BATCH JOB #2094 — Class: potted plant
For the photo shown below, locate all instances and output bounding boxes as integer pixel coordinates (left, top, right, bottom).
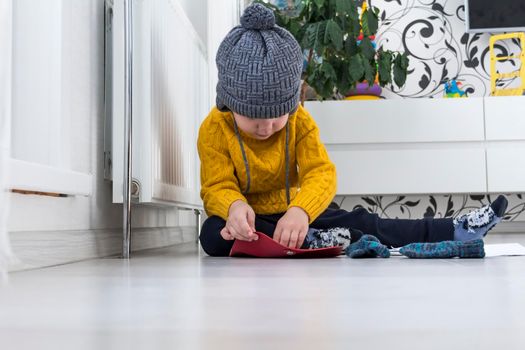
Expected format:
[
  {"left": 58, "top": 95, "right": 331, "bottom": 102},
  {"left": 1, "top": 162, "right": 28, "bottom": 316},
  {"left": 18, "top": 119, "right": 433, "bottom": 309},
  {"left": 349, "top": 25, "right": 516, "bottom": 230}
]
[{"left": 256, "top": 0, "right": 409, "bottom": 104}]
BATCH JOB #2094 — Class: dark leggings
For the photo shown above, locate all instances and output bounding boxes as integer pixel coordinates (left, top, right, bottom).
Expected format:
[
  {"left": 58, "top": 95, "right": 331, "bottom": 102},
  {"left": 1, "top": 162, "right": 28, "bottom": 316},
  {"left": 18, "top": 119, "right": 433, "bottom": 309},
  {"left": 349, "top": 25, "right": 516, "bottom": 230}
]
[{"left": 199, "top": 208, "right": 454, "bottom": 257}]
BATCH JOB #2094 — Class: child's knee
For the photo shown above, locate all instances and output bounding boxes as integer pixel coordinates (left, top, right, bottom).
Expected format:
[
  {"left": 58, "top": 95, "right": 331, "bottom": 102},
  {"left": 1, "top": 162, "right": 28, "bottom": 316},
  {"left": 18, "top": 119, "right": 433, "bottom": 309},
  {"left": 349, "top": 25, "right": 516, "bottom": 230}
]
[
  {"left": 199, "top": 216, "right": 232, "bottom": 256},
  {"left": 200, "top": 216, "right": 225, "bottom": 236}
]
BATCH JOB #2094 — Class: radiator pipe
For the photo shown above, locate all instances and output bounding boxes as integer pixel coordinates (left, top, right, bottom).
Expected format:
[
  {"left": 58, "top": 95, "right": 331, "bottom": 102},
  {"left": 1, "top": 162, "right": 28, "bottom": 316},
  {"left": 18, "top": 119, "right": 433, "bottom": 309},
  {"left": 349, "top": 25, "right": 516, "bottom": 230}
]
[
  {"left": 194, "top": 209, "right": 202, "bottom": 244},
  {"left": 122, "top": 0, "right": 133, "bottom": 259}
]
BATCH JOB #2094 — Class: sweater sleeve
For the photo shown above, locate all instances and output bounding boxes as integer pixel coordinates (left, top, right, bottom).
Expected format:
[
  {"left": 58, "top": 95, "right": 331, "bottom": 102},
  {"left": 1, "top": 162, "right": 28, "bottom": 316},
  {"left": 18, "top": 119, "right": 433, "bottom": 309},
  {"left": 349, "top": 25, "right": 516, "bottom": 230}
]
[
  {"left": 197, "top": 118, "right": 247, "bottom": 221},
  {"left": 288, "top": 114, "right": 337, "bottom": 223}
]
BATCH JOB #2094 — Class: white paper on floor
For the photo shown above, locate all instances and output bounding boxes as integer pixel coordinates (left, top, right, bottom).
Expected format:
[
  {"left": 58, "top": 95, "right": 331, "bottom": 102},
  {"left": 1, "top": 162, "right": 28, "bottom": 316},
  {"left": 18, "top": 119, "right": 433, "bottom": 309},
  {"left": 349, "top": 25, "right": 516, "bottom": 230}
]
[{"left": 484, "top": 243, "right": 525, "bottom": 257}]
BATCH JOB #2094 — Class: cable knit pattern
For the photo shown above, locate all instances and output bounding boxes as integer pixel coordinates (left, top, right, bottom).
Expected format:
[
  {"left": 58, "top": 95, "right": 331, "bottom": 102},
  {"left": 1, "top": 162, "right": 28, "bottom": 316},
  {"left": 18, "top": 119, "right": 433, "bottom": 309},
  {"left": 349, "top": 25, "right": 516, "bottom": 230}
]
[{"left": 197, "top": 104, "right": 336, "bottom": 223}]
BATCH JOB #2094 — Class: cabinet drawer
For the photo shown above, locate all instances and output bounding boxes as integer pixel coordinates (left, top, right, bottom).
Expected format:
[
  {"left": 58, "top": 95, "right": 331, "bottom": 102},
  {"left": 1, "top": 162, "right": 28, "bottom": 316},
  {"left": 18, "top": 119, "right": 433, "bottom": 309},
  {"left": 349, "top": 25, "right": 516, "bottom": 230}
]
[
  {"left": 329, "top": 147, "right": 487, "bottom": 195},
  {"left": 485, "top": 96, "right": 525, "bottom": 141},
  {"left": 487, "top": 145, "right": 525, "bottom": 192},
  {"left": 307, "top": 98, "right": 485, "bottom": 144}
]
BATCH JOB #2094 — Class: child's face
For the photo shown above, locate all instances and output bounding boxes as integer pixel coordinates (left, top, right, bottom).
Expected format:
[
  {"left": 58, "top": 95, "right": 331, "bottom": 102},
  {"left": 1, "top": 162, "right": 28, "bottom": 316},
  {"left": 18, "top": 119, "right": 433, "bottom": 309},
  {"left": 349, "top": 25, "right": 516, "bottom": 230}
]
[{"left": 233, "top": 112, "right": 289, "bottom": 140}]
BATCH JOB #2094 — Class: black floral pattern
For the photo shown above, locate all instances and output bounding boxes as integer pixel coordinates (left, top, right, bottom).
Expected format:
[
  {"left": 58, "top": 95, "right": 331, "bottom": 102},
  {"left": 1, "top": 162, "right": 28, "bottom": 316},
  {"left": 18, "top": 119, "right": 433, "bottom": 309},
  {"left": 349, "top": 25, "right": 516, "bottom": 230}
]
[
  {"left": 335, "top": 194, "right": 525, "bottom": 222},
  {"left": 371, "top": 0, "right": 522, "bottom": 97}
]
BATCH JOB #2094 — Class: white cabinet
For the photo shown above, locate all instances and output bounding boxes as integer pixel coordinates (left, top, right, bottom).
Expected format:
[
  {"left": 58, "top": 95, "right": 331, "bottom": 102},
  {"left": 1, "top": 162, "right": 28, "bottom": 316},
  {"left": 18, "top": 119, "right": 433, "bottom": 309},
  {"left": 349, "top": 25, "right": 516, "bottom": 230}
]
[
  {"left": 306, "top": 96, "right": 525, "bottom": 195},
  {"left": 484, "top": 96, "right": 525, "bottom": 192}
]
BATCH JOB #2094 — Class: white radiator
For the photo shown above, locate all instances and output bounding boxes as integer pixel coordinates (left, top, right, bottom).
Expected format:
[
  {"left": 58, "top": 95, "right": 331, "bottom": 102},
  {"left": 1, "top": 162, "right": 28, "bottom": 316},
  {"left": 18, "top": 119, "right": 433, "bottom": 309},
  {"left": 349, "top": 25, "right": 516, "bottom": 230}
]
[{"left": 106, "top": 0, "right": 208, "bottom": 208}]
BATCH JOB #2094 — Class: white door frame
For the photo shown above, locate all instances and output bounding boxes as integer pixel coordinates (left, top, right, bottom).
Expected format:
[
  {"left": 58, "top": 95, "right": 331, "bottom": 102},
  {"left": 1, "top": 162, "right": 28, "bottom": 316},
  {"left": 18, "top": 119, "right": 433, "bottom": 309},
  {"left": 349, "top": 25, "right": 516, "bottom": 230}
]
[{"left": 0, "top": 0, "right": 14, "bottom": 275}]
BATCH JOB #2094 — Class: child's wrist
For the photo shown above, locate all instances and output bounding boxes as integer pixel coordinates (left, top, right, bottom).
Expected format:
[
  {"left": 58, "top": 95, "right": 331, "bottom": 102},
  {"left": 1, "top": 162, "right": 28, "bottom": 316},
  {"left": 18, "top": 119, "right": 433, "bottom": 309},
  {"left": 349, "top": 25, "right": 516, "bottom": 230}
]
[
  {"left": 288, "top": 206, "right": 309, "bottom": 220},
  {"left": 229, "top": 199, "right": 245, "bottom": 211}
]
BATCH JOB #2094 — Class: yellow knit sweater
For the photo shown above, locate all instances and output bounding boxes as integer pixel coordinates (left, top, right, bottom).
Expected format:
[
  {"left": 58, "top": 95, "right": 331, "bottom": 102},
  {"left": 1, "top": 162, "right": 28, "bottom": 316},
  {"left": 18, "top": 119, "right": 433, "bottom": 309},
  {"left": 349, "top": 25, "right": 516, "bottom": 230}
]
[{"left": 197, "top": 104, "right": 336, "bottom": 224}]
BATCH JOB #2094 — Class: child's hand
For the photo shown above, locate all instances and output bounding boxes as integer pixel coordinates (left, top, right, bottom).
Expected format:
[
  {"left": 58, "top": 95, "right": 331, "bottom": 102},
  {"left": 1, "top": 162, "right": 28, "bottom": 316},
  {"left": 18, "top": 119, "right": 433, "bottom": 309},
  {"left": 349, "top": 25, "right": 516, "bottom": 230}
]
[
  {"left": 223, "top": 200, "right": 258, "bottom": 242},
  {"left": 274, "top": 206, "right": 309, "bottom": 248}
]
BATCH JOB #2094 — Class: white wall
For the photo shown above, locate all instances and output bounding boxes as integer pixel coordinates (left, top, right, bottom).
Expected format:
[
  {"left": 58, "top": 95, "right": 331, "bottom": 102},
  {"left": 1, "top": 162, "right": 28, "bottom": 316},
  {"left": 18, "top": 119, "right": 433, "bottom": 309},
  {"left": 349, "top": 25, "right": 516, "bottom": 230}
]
[
  {"left": 207, "top": 0, "right": 240, "bottom": 107},
  {"left": 178, "top": 0, "right": 208, "bottom": 45},
  {"left": 7, "top": 0, "right": 199, "bottom": 269}
]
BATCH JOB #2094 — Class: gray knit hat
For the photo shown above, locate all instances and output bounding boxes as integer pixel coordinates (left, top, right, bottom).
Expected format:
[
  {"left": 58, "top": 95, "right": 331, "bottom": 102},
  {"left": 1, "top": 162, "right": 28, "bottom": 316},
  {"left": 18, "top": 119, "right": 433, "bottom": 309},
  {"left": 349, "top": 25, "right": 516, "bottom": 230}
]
[{"left": 216, "top": 3, "right": 303, "bottom": 119}]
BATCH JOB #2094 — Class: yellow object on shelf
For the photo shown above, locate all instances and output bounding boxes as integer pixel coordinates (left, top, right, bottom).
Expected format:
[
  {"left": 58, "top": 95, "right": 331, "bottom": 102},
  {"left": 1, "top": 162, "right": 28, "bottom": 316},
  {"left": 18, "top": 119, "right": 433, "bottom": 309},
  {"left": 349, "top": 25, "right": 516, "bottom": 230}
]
[
  {"left": 344, "top": 95, "right": 381, "bottom": 101},
  {"left": 489, "top": 32, "right": 525, "bottom": 96}
]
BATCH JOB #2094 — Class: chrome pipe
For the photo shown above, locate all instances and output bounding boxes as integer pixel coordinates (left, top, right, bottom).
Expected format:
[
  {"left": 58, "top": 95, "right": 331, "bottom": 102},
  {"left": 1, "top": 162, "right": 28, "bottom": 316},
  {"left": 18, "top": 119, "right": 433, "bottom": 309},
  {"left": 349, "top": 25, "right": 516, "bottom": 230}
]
[
  {"left": 194, "top": 209, "right": 202, "bottom": 244},
  {"left": 122, "top": 0, "right": 133, "bottom": 259}
]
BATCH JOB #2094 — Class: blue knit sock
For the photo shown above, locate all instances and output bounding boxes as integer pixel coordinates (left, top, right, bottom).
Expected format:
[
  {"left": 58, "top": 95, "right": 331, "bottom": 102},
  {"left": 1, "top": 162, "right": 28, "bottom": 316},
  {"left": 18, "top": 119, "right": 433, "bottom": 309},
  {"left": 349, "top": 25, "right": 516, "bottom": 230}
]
[
  {"left": 399, "top": 239, "right": 485, "bottom": 259},
  {"left": 453, "top": 195, "right": 508, "bottom": 241},
  {"left": 345, "top": 235, "right": 390, "bottom": 258}
]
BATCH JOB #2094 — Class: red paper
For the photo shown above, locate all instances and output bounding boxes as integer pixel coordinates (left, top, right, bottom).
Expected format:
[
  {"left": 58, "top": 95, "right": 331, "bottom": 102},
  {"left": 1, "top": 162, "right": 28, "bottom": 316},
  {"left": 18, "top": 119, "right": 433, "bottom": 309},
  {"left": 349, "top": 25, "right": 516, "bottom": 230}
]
[{"left": 229, "top": 232, "right": 342, "bottom": 258}]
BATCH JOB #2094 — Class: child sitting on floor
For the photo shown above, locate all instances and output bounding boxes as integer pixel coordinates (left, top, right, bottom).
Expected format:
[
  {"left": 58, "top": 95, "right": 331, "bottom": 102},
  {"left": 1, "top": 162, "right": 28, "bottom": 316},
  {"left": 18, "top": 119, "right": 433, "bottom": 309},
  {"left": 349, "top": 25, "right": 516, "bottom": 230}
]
[{"left": 197, "top": 3, "right": 507, "bottom": 257}]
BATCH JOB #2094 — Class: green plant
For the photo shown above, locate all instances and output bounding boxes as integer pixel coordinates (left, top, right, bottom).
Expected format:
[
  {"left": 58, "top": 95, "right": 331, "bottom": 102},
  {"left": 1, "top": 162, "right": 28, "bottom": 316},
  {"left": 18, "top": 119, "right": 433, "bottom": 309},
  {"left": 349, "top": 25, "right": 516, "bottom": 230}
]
[{"left": 255, "top": 0, "right": 409, "bottom": 102}]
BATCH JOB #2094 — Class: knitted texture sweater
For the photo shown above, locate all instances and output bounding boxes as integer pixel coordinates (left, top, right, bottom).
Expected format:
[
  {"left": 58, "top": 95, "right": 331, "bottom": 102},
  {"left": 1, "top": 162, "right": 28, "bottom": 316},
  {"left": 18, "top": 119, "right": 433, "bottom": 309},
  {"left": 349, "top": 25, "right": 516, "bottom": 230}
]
[{"left": 197, "top": 104, "right": 336, "bottom": 223}]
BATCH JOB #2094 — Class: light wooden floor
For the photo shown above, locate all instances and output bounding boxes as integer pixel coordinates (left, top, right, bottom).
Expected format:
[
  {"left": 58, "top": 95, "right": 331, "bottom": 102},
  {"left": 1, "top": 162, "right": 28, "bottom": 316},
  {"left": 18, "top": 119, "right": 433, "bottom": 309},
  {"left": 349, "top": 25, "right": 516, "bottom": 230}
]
[{"left": 1, "top": 233, "right": 525, "bottom": 350}]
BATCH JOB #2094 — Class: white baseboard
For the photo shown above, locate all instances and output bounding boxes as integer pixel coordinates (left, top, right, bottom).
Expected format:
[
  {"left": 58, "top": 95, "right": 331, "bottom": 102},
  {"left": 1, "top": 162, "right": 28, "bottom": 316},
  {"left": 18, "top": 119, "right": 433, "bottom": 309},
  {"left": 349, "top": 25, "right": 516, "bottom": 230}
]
[{"left": 8, "top": 226, "right": 197, "bottom": 272}]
